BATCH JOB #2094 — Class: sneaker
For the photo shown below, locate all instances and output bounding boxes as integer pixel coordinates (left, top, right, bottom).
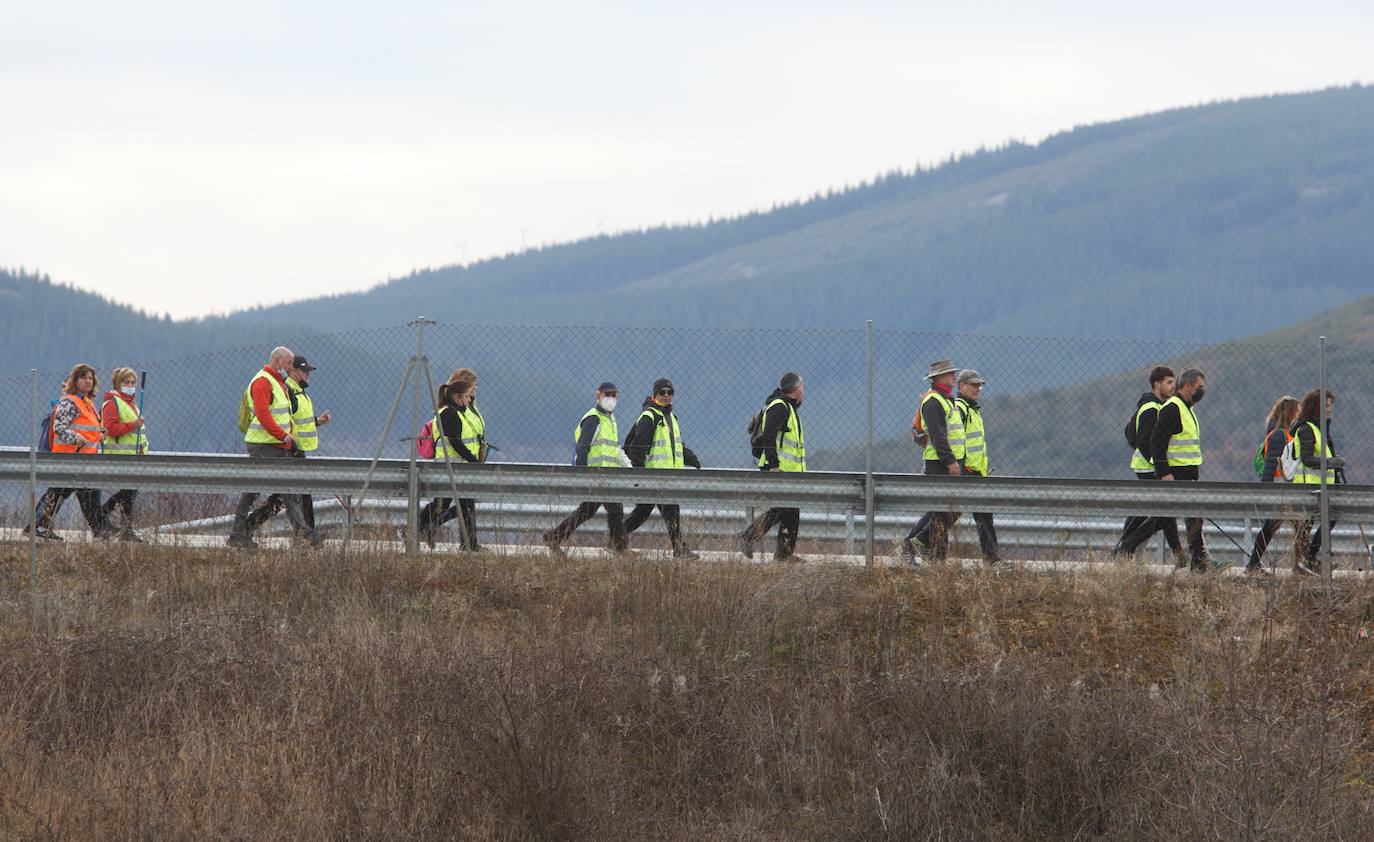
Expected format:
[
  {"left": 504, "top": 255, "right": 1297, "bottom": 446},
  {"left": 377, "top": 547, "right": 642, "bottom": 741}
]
[
  {"left": 899, "top": 537, "right": 926, "bottom": 566},
  {"left": 672, "top": 547, "right": 700, "bottom": 560},
  {"left": 226, "top": 534, "right": 258, "bottom": 550},
  {"left": 24, "top": 525, "right": 64, "bottom": 542},
  {"left": 1209, "top": 558, "right": 1234, "bottom": 574}
]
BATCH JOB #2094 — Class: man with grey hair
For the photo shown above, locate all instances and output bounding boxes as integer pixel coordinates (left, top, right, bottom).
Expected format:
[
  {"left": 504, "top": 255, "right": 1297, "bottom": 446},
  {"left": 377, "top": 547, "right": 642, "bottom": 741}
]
[
  {"left": 1117, "top": 366, "right": 1209, "bottom": 570},
  {"left": 227, "top": 346, "right": 318, "bottom": 549}
]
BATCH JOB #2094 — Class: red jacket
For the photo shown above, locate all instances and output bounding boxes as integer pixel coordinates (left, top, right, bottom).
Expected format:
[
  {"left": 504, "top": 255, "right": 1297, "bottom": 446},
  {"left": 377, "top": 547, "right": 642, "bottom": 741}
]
[
  {"left": 250, "top": 366, "right": 292, "bottom": 446},
  {"left": 102, "top": 390, "right": 141, "bottom": 438}
]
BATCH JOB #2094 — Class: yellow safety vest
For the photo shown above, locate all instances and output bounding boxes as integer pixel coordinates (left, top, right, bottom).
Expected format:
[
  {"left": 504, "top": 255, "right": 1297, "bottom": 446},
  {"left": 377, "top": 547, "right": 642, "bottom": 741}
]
[
  {"left": 757, "top": 398, "right": 805, "bottom": 472},
  {"left": 459, "top": 403, "right": 485, "bottom": 459},
  {"left": 1129, "top": 400, "right": 1160, "bottom": 472},
  {"left": 1292, "top": 421, "right": 1336, "bottom": 484},
  {"left": 957, "top": 396, "right": 987, "bottom": 474},
  {"left": 921, "top": 391, "right": 964, "bottom": 462},
  {"left": 101, "top": 394, "right": 147, "bottom": 456},
  {"left": 243, "top": 371, "right": 293, "bottom": 445},
  {"left": 1163, "top": 395, "right": 1202, "bottom": 467},
  {"left": 576, "top": 408, "right": 621, "bottom": 468},
  {"left": 287, "top": 379, "right": 317, "bottom": 452},
  {"left": 640, "top": 404, "right": 684, "bottom": 469}
]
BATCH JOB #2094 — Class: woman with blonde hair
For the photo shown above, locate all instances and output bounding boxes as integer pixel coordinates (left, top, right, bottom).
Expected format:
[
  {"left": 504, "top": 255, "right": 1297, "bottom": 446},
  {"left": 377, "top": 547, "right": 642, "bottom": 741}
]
[
  {"left": 1244, "top": 394, "right": 1300, "bottom": 575},
  {"left": 28, "top": 363, "right": 110, "bottom": 541},
  {"left": 98, "top": 366, "right": 148, "bottom": 542}
]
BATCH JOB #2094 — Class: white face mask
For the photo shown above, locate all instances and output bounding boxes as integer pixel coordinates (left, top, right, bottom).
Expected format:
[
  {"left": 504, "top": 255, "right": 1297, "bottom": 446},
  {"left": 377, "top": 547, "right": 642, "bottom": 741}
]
[
  {"left": 120, "top": 385, "right": 136, "bottom": 396},
  {"left": 599, "top": 396, "right": 618, "bottom": 413}
]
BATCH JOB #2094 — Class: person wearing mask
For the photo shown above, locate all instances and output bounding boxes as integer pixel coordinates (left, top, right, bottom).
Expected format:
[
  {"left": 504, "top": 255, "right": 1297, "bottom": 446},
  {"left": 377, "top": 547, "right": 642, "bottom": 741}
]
[
  {"left": 1291, "top": 388, "right": 1344, "bottom": 574},
  {"left": 738, "top": 372, "right": 806, "bottom": 562},
  {"left": 227, "top": 346, "right": 317, "bottom": 550},
  {"left": 243, "top": 355, "right": 332, "bottom": 538},
  {"left": 1118, "top": 367, "right": 1209, "bottom": 571},
  {"left": 623, "top": 377, "right": 702, "bottom": 559},
  {"left": 900, "top": 360, "right": 963, "bottom": 564},
  {"left": 97, "top": 366, "right": 148, "bottom": 542},
  {"left": 1244, "top": 395, "right": 1300, "bottom": 576},
  {"left": 418, "top": 372, "right": 482, "bottom": 551},
  {"left": 543, "top": 382, "right": 629, "bottom": 559},
  {"left": 29, "top": 363, "right": 109, "bottom": 541},
  {"left": 1111, "top": 366, "right": 1183, "bottom": 562}
]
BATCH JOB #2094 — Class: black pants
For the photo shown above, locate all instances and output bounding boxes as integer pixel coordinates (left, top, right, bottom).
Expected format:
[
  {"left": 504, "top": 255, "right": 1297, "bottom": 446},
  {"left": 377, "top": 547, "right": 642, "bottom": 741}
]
[
  {"left": 245, "top": 493, "right": 316, "bottom": 533},
  {"left": 624, "top": 503, "right": 687, "bottom": 551},
  {"left": 1248, "top": 519, "right": 1312, "bottom": 571},
  {"left": 1116, "top": 467, "right": 1203, "bottom": 566},
  {"left": 908, "top": 461, "right": 961, "bottom": 562},
  {"left": 740, "top": 507, "right": 800, "bottom": 560},
  {"left": 419, "top": 497, "right": 479, "bottom": 549},
  {"left": 36, "top": 487, "right": 107, "bottom": 535},
  {"left": 908, "top": 471, "right": 1000, "bottom": 563},
  {"left": 229, "top": 444, "right": 313, "bottom": 541},
  {"left": 545, "top": 501, "right": 627, "bottom": 551},
  {"left": 1116, "top": 473, "right": 1182, "bottom": 553},
  {"left": 100, "top": 489, "right": 138, "bottom": 534}
]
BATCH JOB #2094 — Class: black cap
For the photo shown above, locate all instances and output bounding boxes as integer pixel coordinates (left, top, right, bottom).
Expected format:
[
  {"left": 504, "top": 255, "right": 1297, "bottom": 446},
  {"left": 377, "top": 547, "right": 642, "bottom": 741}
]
[
  {"left": 292, "top": 355, "right": 317, "bottom": 372},
  {"left": 652, "top": 377, "right": 674, "bottom": 393},
  {"left": 597, "top": 381, "right": 618, "bottom": 393}
]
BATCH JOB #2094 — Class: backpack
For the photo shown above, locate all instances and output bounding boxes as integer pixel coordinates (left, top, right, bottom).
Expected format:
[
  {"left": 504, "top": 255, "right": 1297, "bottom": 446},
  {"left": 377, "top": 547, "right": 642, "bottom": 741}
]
[
  {"left": 38, "top": 399, "right": 57, "bottom": 452},
  {"left": 1280, "top": 438, "right": 1301, "bottom": 481},
  {"left": 237, "top": 391, "right": 253, "bottom": 434},
  {"left": 911, "top": 389, "right": 938, "bottom": 447},
  {"left": 747, "top": 404, "right": 770, "bottom": 459},
  {"left": 1252, "top": 440, "right": 1267, "bottom": 479},
  {"left": 417, "top": 418, "right": 436, "bottom": 459}
]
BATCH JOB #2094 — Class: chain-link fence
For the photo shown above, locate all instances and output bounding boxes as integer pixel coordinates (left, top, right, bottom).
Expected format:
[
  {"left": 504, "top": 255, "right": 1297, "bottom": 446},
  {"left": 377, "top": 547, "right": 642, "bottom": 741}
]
[{"left": 1, "top": 318, "right": 1369, "bottom": 566}]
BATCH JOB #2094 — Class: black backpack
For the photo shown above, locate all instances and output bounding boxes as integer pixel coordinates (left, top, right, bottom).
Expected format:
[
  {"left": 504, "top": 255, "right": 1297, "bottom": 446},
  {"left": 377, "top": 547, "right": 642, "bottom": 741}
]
[
  {"left": 747, "top": 405, "right": 769, "bottom": 459},
  {"left": 37, "top": 399, "right": 57, "bottom": 452}
]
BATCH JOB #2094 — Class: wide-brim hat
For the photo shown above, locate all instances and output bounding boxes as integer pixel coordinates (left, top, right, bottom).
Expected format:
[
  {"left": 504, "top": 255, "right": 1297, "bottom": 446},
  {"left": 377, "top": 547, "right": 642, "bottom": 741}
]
[{"left": 924, "top": 359, "right": 957, "bottom": 379}]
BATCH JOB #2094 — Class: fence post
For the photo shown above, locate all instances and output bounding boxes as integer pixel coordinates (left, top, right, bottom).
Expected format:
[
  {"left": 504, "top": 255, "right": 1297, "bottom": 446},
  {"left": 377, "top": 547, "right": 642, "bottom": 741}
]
[
  {"left": 28, "top": 369, "right": 39, "bottom": 629},
  {"left": 1319, "top": 335, "right": 1331, "bottom": 582},
  {"left": 406, "top": 319, "right": 426, "bottom": 555},
  {"left": 864, "top": 320, "right": 875, "bottom": 567}
]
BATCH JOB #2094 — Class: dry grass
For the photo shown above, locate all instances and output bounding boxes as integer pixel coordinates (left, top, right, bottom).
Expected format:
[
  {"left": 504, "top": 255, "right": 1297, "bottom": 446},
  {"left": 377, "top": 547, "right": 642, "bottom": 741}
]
[{"left": 2, "top": 543, "right": 1374, "bottom": 840}]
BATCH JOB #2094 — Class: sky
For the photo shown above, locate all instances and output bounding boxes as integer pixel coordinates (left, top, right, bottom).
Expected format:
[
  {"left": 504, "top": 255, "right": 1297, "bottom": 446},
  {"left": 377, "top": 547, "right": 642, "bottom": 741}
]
[{"left": 3, "top": 1, "right": 1373, "bottom": 319}]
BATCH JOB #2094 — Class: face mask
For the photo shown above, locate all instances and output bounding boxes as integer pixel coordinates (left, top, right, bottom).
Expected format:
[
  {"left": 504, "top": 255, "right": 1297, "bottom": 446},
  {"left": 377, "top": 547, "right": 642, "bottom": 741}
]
[
  {"left": 599, "top": 396, "right": 617, "bottom": 413},
  {"left": 1192, "top": 386, "right": 1205, "bottom": 403},
  {"left": 120, "top": 385, "right": 136, "bottom": 396}
]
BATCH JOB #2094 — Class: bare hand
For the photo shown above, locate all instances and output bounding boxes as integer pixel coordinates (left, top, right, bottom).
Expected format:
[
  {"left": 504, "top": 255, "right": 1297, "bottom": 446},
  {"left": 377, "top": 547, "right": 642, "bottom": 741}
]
[
  {"left": 317, "top": 411, "right": 332, "bottom": 426},
  {"left": 947, "top": 463, "right": 962, "bottom": 476},
  {"left": 136, "top": 418, "right": 145, "bottom": 428},
  {"left": 282, "top": 434, "right": 296, "bottom": 449},
  {"left": 1160, "top": 474, "right": 1174, "bottom": 481}
]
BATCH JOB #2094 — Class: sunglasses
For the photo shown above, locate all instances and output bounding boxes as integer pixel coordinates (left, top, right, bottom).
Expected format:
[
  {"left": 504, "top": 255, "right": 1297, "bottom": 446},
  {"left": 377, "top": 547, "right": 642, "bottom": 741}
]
[{"left": 657, "top": 388, "right": 675, "bottom": 396}]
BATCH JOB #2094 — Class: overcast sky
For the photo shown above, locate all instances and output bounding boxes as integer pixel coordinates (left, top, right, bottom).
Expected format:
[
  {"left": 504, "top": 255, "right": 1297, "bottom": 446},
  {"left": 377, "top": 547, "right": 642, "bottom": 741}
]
[{"left": 3, "top": 1, "right": 1372, "bottom": 318}]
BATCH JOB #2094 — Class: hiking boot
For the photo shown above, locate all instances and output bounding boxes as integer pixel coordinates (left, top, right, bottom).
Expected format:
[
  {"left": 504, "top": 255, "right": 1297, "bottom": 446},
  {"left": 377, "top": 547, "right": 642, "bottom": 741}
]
[
  {"left": 672, "top": 547, "right": 700, "bottom": 560},
  {"left": 226, "top": 534, "right": 258, "bottom": 550},
  {"left": 900, "top": 536, "right": 926, "bottom": 566},
  {"left": 736, "top": 533, "right": 755, "bottom": 560}
]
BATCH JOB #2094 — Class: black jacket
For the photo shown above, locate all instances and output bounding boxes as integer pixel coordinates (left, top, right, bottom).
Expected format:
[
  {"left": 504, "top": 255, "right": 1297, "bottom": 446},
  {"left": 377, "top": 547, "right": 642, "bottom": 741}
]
[
  {"left": 1259, "top": 422, "right": 1286, "bottom": 483},
  {"left": 1291, "top": 418, "right": 1336, "bottom": 469},
  {"left": 920, "top": 389, "right": 957, "bottom": 466},
  {"left": 757, "top": 389, "right": 801, "bottom": 470},
  {"left": 624, "top": 397, "right": 700, "bottom": 468},
  {"left": 1151, "top": 396, "right": 1198, "bottom": 477}
]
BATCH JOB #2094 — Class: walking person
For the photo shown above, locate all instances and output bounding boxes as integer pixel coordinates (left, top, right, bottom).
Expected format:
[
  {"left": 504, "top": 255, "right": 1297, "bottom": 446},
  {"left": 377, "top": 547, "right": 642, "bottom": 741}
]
[
  {"left": 1118, "top": 367, "right": 1210, "bottom": 571},
  {"left": 543, "top": 382, "right": 629, "bottom": 559},
  {"left": 97, "top": 366, "right": 148, "bottom": 542},
  {"left": 1111, "top": 366, "right": 1183, "bottom": 562},
  {"left": 738, "top": 372, "right": 806, "bottom": 562},
  {"left": 1291, "top": 389, "right": 1344, "bottom": 574},
  {"left": 952, "top": 370, "right": 1000, "bottom": 564},
  {"left": 1244, "top": 395, "right": 1300, "bottom": 576},
  {"left": 226, "top": 346, "right": 317, "bottom": 550},
  {"left": 417, "top": 372, "right": 483, "bottom": 551},
  {"left": 29, "top": 363, "right": 110, "bottom": 541},
  {"left": 900, "top": 360, "right": 963, "bottom": 564},
  {"left": 243, "top": 355, "right": 331, "bottom": 538},
  {"left": 623, "top": 378, "right": 702, "bottom": 559}
]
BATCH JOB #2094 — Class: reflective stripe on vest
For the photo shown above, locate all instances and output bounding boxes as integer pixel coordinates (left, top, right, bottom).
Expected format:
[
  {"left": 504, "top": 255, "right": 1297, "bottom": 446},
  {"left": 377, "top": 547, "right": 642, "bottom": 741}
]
[
  {"left": 1129, "top": 400, "right": 1160, "bottom": 472},
  {"left": 52, "top": 395, "right": 102, "bottom": 454},
  {"left": 640, "top": 405, "right": 684, "bottom": 469},
  {"left": 757, "top": 398, "right": 805, "bottom": 472},
  {"left": 576, "top": 408, "right": 621, "bottom": 468},
  {"left": 958, "top": 397, "right": 987, "bottom": 474},
  {"left": 460, "top": 404, "right": 485, "bottom": 455},
  {"left": 1163, "top": 395, "right": 1202, "bottom": 467},
  {"left": 921, "top": 391, "right": 964, "bottom": 462},
  {"left": 243, "top": 371, "right": 293, "bottom": 444},
  {"left": 101, "top": 395, "right": 146, "bottom": 456},
  {"left": 1292, "top": 422, "right": 1336, "bottom": 484},
  {"left": 287, "top": 380, "right": 318, "bottom": 451}
]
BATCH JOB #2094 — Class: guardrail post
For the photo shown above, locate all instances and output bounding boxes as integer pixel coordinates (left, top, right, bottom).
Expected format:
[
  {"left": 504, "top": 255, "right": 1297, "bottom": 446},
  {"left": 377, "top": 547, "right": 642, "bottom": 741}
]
[
  {"left": 845, "top": 507, "right": 856, "bottom": 556},
  {"left": 864, "top": 319, "right": 875, "bottom": 567},
  {"left": 1319, "top": 335, "right": 1332, "bottom": 582}
]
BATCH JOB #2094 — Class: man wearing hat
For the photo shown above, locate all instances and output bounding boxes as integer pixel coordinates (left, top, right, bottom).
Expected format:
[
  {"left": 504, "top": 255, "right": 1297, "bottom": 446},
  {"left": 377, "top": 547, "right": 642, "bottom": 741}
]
[
  {"left": 901, "top": 360, "right": 964, "bottom": 564},
  {"left": 739, "top": 371, "right": 807, "bottom": 562},
  {"left": 623, "top": 378, "right": 702, "bottom": 558},
  {"left": 543, "top": 381, "right": 630, "bottom": 558},
  {"left": 952, "top": 369, "right": 1000, "bottom": 564},
  {"left": 244, "top": 354, "right": 332, "bottom": 538}
]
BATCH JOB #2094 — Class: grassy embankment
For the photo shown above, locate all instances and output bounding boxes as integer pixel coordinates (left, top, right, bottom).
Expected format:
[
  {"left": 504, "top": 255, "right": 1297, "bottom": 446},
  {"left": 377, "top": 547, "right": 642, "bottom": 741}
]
[{"left": 2, "top": 544, "right": 1374, "bottom": 840}]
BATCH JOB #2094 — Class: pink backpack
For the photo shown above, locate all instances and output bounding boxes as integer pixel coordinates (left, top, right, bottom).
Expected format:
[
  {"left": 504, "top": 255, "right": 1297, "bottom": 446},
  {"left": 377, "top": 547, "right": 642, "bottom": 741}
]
[{"left": 416, "top": 419, "right": 436, "bottom": 459}]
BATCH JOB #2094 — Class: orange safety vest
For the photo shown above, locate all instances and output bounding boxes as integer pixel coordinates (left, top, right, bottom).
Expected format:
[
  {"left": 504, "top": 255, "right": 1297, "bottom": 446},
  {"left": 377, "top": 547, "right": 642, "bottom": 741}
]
[{"left": 52, "top": 394, "right": 102, "bottom": 454}]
